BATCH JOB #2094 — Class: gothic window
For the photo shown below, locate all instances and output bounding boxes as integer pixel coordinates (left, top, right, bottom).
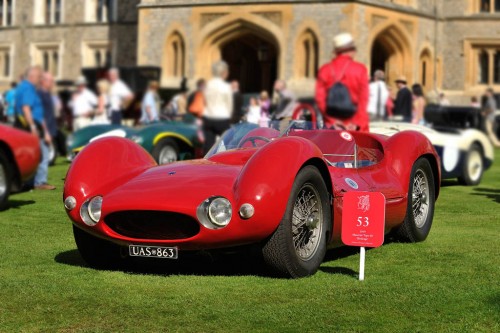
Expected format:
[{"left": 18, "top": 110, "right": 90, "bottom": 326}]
[
  {"left": 297, "top": 29, "right": 319, "bottom": 79},
  {"left": 478, "top": 0, "right": 500, "bottom": 12},
  {"left": 494, "top": 51, "right": 500, "bottom": 84},
  {"left": 35, "top": 0, "right": 62, "bottom": 24},
  {"left": 0, "top": 0, "right": 14, "bottom": 26},
  {"left": 165, "top": 32, "right": 185, "bottom": 78},
  {"left": 419, "top": 49, "right": 433, "bottom": 91},
  {"left": 33, "top": 44, "right": 60, "bottom": 77},
  {"left": 96, "top": 0, "right": 115, "bottom": 23},
  {"left": 0, "top": 47, "right": 11, "bottom": 78},
  {"left": 83, "top": 41, "right": 111, "bottom": 67},
  {"left": 478, "top": 50, "right": 489, "bottom": 84}
]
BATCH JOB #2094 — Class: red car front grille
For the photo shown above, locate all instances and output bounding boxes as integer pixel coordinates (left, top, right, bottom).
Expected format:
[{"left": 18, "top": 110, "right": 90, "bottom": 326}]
[{"left": 104, "top": 211, "right": 200, "bottom": 240}]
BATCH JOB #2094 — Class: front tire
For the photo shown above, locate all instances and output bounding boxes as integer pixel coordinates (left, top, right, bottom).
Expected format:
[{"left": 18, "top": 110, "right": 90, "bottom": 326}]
[
  {"left": 398, "top": 158, "right": 435, "bottom": 242},
  {"left": 458, "top": 143, "right": 483, "bottom": 186},
  {"left": 152, "top": 138, "right": 179, "bottom": 165},
  {"left": 73, "top": 225, "right": 123, "bottom": 269},
  {"left": 262, "top": 166, "right": 330, "bottom": 278},
  {"left": 0, "top": 150, "right": 13, "bottom": 211}
]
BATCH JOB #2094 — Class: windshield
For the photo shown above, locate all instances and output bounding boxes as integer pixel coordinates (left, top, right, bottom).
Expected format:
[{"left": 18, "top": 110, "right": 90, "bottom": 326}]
[{"left": 206, "top": 119, "right": 354, "bottom": 160}]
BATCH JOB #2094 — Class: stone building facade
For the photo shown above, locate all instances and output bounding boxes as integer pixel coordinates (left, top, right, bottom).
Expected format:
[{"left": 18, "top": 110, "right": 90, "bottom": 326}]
[
  {"left": 137, "top": 0, "right": 500, "bottom": 103},
  {"left": 0, "top": 0, "right": 139, "bottom": 90}
]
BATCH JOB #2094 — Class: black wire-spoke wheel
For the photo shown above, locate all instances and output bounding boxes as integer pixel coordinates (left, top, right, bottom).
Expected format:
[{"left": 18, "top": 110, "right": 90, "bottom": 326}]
[
  {"left": 292, "top": 184, "right": 323, "bottom": 261},
  {"left": 398, "top": 158, "right": 436, "bottom": 242},
  {"left": 262, "top": 165, "right": 331, "bottom": 278}
]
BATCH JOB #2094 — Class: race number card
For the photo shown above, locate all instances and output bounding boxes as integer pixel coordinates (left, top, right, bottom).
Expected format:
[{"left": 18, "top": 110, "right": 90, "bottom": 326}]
[
  {"left": 341, "top": 191, "right": 385, "bottom": 248},
  {"left": 341, "top": 191, "right": 386, "bottom": 281}
]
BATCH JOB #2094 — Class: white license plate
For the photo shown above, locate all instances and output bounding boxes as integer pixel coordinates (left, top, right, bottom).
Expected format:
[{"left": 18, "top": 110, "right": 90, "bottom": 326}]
[{"left": 129, "top": 245, "right": 178, "bottom": 259}]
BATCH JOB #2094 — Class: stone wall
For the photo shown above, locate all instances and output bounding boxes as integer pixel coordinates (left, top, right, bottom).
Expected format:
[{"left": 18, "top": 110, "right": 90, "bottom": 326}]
[{"left": 0, "top": 0, "right": 139, "bottom": 90}]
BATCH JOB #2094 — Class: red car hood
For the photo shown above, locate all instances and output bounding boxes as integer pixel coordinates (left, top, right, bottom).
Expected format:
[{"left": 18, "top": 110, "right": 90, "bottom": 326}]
[{"left": 101, "top": 159, "right": 243, "bottom": 215}]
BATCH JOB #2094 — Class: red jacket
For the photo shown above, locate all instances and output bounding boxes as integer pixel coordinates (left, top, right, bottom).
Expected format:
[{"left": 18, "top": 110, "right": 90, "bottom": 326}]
[{"left": 315, "top": 54, "right": 369, "bottom": 131}]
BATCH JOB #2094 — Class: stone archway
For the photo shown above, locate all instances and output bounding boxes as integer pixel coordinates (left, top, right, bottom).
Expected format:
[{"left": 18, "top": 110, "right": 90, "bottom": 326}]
[
  {"left": 196, "top": 14, "right": 284, "bottom": 92},
  {"left": 221, "top": 34, "right": 277, "bottom": 93},
  {"left": 369, "top": 24, "right": 413, "bottom": 86}
]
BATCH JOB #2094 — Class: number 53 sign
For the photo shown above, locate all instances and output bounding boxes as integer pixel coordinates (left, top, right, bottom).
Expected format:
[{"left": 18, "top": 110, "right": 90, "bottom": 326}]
[{"left": 342, "top": 191, "right": 385, "bottom": 248}]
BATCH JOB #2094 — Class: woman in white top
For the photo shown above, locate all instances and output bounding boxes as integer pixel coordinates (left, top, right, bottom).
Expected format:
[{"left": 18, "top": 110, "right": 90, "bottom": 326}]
[
  {"left": 202, "top": 61, "right": 233, "bottom": 153},
  {"left": 246, "top": 97, "right": 261, "bottom": 124},
  {"left": 92, "top": 79, "right": 111, "bottom": 124}
]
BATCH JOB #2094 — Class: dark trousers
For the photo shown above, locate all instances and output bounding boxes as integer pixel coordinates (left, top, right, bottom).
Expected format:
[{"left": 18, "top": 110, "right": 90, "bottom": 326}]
[
  {"left": 110, "top": 111, "right": 122, "bottom": 125},
  {"left": 202, "top": 117, "right": 231, "bottom": 154}
]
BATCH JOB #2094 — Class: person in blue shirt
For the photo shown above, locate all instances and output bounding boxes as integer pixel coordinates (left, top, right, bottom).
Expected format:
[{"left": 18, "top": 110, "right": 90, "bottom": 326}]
[
  {"left": 4, "top": 82, "right": 16, "bottom": 124},
  {"left": 14, "top": 66, "right": 55, "bottom": 190}
]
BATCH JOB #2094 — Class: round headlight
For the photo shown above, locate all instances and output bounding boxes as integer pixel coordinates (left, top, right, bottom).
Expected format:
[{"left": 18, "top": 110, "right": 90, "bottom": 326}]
[
  {"left": 208, "top": 197, "right": 232, "bottom": 227},
  {"left": 64, "top": 196, "right": 77, "bottom": 210},
  {"left": 239, "top": 203, "right": 255, "bottom": 219},
  {"left": 88, "top": 196, "right": 103, "bottom": 223}
]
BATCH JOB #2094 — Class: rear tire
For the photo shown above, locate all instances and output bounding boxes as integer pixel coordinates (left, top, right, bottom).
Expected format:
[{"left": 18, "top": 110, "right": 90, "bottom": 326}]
[
  {"left": 458, "top": 143, "right": 483, "bottom": 186},
  {"left": 398, "top": 158, "right": 435, "bottom": 242},
  {"left": 152, "top": 138, "right": 179, "bottom": 165},
  {"left": 0, "top": 150, "right": 13, "bottom": 211},
  {"left": 262, "top": 166, "right": 330, "bottom": 278},
  {"left": 73, "top": 225, "right": 122, "bottom": 269}
]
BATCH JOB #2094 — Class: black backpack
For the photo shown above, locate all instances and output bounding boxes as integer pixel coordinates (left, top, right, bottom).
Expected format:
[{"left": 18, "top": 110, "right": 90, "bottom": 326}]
[{"left": 326, "top": 62, "right": 357, "bottom": 119}]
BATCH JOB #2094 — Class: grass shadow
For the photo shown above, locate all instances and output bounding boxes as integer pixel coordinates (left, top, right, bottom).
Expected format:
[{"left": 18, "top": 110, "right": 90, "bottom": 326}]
[
  {"left": 441, "top": 179, "right": 460, "bottom": 187},
  {"left": 54, "top": 249, "right": 88, "bottom": 267},
  {"left": 2, "top": 199, "right": 36, "bottom": 211},
  {"left": 319, "top": 266, "right": 358, "bottom": 277},
  {"left": 55, "top": 248, "right": 275, "bottom": 278},
  {"left": 471, "top": 187, "right": 500, "bottom": 203}
]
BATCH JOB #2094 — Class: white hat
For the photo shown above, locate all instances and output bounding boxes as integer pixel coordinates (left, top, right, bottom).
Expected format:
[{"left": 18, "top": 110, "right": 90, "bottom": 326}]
[
  {"left": 333, "top": 33, "right": 356, "bottom": 52},
  {"left": 75, "top": 76, "right": 87, "bottom": 86}
]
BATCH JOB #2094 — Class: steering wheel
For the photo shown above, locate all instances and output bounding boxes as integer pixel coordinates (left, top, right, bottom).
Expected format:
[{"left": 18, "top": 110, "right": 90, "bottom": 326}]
[
  {"left": 292, "top": 104, "right": 318, "bottom": 129},
  {"left": 238, "top": 136, "right": 272, "bottom": 148}
]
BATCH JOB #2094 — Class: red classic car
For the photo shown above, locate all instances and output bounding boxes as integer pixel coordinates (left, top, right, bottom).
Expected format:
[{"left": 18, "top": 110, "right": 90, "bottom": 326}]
[
  {"left": 63, "top": 121, "right": 440, "bottom": 278},
  {"left": 0, "top": 125, "right": 41, "bottom": 210}
]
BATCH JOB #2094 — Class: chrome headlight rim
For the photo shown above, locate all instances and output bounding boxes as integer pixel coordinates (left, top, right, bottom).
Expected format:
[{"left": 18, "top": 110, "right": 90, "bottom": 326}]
[
  {"left": 79, "top": 196, "right": 103, "bottom": 226},
  {"left": 197, "top": 196, "right": 232, "bottom": 229},
  {"left": 88, "top": 196, "right": 103, "bottom": 223}
]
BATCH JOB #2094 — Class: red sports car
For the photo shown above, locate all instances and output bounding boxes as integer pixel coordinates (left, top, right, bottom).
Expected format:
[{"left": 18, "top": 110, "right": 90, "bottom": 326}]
[
  {"left": 0, "top": 125, "right": 41, "bottom": 210},
  {"left": 63, "top": 121, "right": 441, "bottom": 278}
]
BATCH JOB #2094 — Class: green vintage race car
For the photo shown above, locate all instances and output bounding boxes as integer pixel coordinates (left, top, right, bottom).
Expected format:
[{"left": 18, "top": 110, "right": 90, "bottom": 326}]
[{"left": 67, "top": 121, "right": 204, "bottom": 164}]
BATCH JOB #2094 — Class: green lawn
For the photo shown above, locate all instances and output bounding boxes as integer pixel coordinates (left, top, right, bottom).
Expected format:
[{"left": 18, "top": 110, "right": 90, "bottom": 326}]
[{"left": 0, "top": 151, "right": 499, "bottom": 333}]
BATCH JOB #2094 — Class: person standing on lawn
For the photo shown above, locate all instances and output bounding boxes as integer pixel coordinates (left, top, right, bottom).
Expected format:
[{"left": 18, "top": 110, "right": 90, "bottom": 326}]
[
  {"left": 393, "top": 76, "right": 413, "bottom": 122},
  {"left": 202, "top": 60, "right": 233, "bottom": 154},
  {"left": 14, "top": 66, "right": 55, "bottom": 190},
  {"left": 315, "top": 32, "right": 369, "bottom": 131},
  {"left": 108, "top": 68, "right": 134, "bottom": 125}
]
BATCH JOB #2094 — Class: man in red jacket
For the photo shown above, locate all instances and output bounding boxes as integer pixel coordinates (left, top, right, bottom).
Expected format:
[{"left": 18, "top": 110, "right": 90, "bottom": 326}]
[{"left": 315, "top": 33, "right": 369, "bottom": 131}]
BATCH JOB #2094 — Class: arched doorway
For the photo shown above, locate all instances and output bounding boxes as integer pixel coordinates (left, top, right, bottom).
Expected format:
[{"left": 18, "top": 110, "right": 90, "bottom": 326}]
[
  {"left": 221, "top": 34, "right": 277, "bottom": 93},
  {"left": 371, "top": 39, "right": 390, "bottom": 77},
  {"left": 196, "top": 14, "right": 285, "bottom": 94},
  {"left": 370, "top": 25, "right": 412, "bottom": 86}
]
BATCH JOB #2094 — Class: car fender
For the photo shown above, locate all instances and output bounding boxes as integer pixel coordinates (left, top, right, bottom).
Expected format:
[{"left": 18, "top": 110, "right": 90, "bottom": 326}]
[
  {"left": 64, "top": 137, "right": 156, "bottom": 221},
  {"left": 233, "top": 136, "right": 330, "bottom": 236},
  {"left": 459, "top": 129, "right": 494, "bottom": 168},
  {"left": 384, "top": 130, "right": 441, "bottom": 198},
  {"left": 0, "top": 126, "right": 40, "bottom": 184}
]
